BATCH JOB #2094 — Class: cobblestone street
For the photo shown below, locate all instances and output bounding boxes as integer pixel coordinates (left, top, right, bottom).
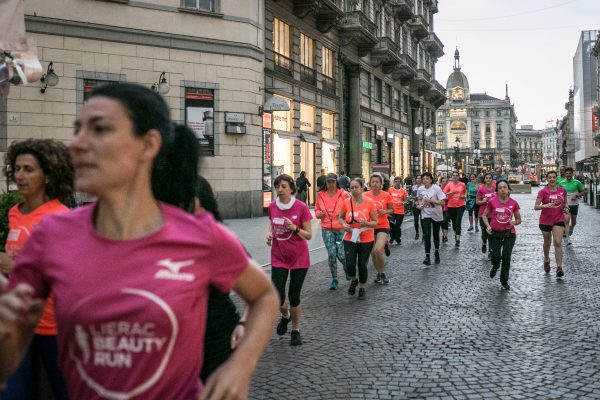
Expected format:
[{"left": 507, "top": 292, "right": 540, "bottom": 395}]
[{"left": 249, "top": 190, "right": 600, "bottom": 400}]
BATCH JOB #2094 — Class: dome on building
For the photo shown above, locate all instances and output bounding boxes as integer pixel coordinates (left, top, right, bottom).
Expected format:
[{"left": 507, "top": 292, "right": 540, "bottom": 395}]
[{"left": 446, "top": 48, "right": 469, "bottom": 90}]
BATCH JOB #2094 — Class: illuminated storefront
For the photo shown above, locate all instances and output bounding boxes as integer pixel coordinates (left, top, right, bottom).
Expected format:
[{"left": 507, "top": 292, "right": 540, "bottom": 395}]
[
  {"left": 321, "top": 111, "right": 338, "bottom": 175},
  {"left": 272, "top": 95, "right": 295, "bottom": 178}
]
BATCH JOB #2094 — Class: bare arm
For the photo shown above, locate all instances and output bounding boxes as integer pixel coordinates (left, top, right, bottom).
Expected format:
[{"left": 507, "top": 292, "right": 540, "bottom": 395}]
[
  {"left": 482, "top": 206, "right": 491, "bottom": 231},
  {"left": 200, "top": 261, "right": 278, "bottom": 400},
  {"left": 534, "top": 197, "right": 546, "bottom": 211},
  {"left": 513, "top": 210, "right": 522, "bottom": 226}
]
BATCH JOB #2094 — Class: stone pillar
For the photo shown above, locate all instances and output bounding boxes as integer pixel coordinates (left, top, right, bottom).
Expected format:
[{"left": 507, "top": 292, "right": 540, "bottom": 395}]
[
  {"left": 410, "top": 98, "right": 421, "bottom": 177},
  {"left": 347, "top": 64, "right": 362, "bottom": 177}
]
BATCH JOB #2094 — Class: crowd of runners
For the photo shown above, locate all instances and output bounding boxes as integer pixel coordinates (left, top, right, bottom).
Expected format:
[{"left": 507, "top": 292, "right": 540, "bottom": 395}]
[{"left": 0, "top": 82, "right": 591, "bottom": 399}]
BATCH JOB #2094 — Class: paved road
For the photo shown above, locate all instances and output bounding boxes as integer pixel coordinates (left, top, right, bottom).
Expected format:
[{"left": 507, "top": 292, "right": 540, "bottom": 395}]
[{"left": 248, "top": 189, "right": 600, "bottom": 399}]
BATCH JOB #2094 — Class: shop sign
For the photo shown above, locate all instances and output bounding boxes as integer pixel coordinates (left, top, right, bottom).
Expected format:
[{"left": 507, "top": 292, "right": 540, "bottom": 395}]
[
  {"left": 262, "top": 113, "right": 272, "bottom": 129},
  {"left": 225, "top": 112, "right": 245, "bottom": 123},
  {"left": 362, "top": 141, "right": 373, "bottom": 149},
  {"left": 376, "top": 126, "right": 385, "bottom": 139},
  {"left": 300, "top": 103, "right": 315, "bottom": 133},
  {"left": 263, "top": 96, "right": 290, "bottom": 112}
]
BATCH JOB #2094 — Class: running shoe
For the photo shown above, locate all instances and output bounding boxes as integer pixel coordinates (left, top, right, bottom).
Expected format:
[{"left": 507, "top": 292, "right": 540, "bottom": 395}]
[
  {"left": 475, "top": 226, "right": 479, "bottom": 233},
  {"left": 442, "top": 236, "right": 448, "bottom": 243},
  {"left": 501, "top": 283, "right": 510, "bottom": 290},
  {"left": 569, "top": 227, "right": 574, "bottom": 236},
  {"left": 348, "top": 279, "right": 359, "bottom": 295},
  {"left": 384, "top": 244, "right": 391, "bottom": 257},
  {"left": 543, "top": 261, "right": 550, "bottom": 274},
  {"left": 455, "top": 240, "right": 460, "bottom": 248},
  {"left": 566, "top": 237, "right": 572, "bottom": 246},
  {"left": 467, "top": 226, "right": 474, "bottom": 232},
  {"left": 556, "top": 267, "right": 564, "bottom": 278},
  {"left": 380, "top": 273, "right": 389, "bottom": 284},
  {"left": 290, "top": 330, "right": 302, "bottom": 346},
  {"left": 423, "top": 255, "right": 431, "bottom": 266},
  {"left": 415, "top": 233, "right": 419, "bottom": 240},
  {"left": 487, "top": 252, "right": 492, "bottom": 261},
  {"left": 373, "top": 273, "right": 382, "bottom": 284},
  {"left": 434, "top": 250, "right": 440, "bottom": 264},
  {"left": 330, "top": 279, "right": 339, "bottom": 290},
  {"left": 358, "top": 288, "right": 366, "bottom": 300},
  {"left": 482, "top": 243, "right": 487, "bottom": 254},
  {"left": 490, "top": 266, "right": 499, "bottom": 278},
  {"left": 345, "top": 271, "right": 352, "bottom": 281},
  {"left": 397, "top": 238, "right": 402, "bottom": 245},
  {"left": 276, "top": 315, "right": 292, "bottom": 336}
]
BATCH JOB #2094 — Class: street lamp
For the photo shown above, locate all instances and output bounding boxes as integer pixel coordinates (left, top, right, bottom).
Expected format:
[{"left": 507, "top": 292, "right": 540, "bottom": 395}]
[
  {"left": 453, "top": 138, "right": 461, "bottom": 171},
  {"left": 414, "top": 125, "right": 433, "bottom": 172},
  {"left": 473, "top": 147, "right": 481, "bottom": 174}
]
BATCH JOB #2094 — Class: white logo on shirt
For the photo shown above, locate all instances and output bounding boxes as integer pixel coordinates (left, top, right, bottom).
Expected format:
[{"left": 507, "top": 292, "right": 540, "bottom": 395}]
[{"left": 154, "top": 259, "right": 195, "bottom": 282}]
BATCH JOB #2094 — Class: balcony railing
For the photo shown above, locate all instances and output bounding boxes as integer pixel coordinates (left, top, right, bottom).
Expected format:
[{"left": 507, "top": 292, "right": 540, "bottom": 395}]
[
  {"left": 407, "top": 14, "right": 429, "bottom": 40},
  {"left": 338, "top": 10, "right": 378, "bottom": 55},
  {"left": 322, "top": 75, "right": 336, "bottom": 96},
  {"left": 274, "top": 53, "right": 293, "bottom": 77},
  {"left": 300, "top": 64, "right": 317, "bottom": 86},
  {"left": 390, "top": 0, "right": 414, "bottom": 22}
]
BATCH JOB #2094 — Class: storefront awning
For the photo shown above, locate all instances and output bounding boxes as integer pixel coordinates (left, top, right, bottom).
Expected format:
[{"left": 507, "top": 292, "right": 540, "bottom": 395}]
[
  {"left": 274, "top": 130, "right": 299, "bottom": 140},
  {"left": 323, "top": 138, "right": 340, "bottom": 147},
  {"left": 301, "top": 133, "right": 320, "bottom": 144}
]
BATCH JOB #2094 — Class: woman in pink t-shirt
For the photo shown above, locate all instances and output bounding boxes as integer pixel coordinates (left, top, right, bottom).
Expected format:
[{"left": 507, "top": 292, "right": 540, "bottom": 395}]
[
  {"left": 443, "top": 171, "right": 467, "bottom": 248},
  {"left": 266, "top": 174, "right": 313, "bottom": 346},
  {"left": 438, "top": 176, "right": 451, "bottom": 243},
  {"left": 0, "top": 83, "right": 279, "bottom": 400},
  {"left": 476, "top": 173, "right": 496, "bottom": 260},
  {"left": 482, "top": 180, "right": 522, "bottom": 290},
  {"left": 534, "top": 170, "right": 569, "bottom": 278}
]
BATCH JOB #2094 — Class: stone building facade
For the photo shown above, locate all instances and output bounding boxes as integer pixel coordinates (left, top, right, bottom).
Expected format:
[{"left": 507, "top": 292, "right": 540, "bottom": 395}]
[
  {"left": 437, "top": 49, "right": 517, "bottom": 174},
  {"left": 264, "top": 0, "right": 446, "bottom": 205},
  {"left": 557, "top": 89, "right": 576, "bottom": 169},
  {"left": 515, "top": 125, "right": 543, "bottom": 167},
  {"left": 2, "top": 0, "right": 265, "bottom": 218},
  {"left": 540, "top": 126, "right": 558, "bottom": 172}
]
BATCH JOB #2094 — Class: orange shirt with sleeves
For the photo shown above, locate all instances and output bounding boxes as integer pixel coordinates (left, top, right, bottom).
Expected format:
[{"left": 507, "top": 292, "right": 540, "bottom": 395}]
[
  {"left": 363, "top": 190, "right": 393, "bottom": 229},
  {"left": 341, "top": 196, "right": 376, "bottom": 243},
  {"left": 315, "top": 189, "right": 350, "bottom": 231},
  {"left": 6, "top": 199, "right": 69, "bottom": 335},
  {"left": 443, "top": 181, "right": 467, "bottom": 208},
  {"left": 388, "top": 187, "right": 408, "bottom": 215}
]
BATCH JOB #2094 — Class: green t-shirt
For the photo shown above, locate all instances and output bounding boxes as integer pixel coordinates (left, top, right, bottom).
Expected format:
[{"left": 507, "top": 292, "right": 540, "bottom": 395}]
[
  {"left": 558, "top": 178, "right": 585, "bottom": 205},
  {"left": 557, "top": 176, "right": 567, "bottom": 185}
]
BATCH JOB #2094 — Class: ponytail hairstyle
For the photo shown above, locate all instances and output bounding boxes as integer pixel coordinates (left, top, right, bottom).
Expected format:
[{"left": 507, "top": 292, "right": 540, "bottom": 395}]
[
  {"left": 195, "top": 175, "right": 223, "bottom": 223},
  {"left": 87, "top": 83, "right": 199, "bottom": 212}
]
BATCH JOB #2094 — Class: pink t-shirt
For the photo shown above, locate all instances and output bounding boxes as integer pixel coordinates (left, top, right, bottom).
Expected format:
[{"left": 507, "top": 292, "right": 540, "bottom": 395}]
[
  {"left": 537, "top": 186, "right": 567, "bottom": 225},
  {"left": 269, "top": 199, "right": 312, "bottom": 269},
  {"left": 485, "top": 196, "right": 520, "bottom": 233},
  {"left": 8, "top": 203, "right": 248, "bottom": 400},
  {"left": 477, "top": 185, "right": 496, "bottom": 218}
]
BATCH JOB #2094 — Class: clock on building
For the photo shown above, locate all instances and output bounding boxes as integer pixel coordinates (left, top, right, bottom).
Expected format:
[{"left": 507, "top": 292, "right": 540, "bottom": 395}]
[{"left": 451, "top": 88, "right": 464, "bottom": 100}]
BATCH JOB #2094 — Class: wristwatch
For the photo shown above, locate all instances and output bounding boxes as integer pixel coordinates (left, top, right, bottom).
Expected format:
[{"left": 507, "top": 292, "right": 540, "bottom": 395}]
[{"left": 294, "top": 226, "right": 300, "bottom": 233}]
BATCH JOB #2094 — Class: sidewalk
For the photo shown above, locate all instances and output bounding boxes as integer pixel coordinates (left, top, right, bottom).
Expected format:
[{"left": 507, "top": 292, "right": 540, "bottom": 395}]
[{"left": 224, "top": 210, "right": 415, "bottom": 268}]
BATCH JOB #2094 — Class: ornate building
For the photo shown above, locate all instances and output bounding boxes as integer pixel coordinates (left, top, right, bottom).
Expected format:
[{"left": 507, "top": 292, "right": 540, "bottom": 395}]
[
  {"left": 436, "top": 49, "right": 518, "bottom": 174},
  {"left": 515, "top": 125, "right": 543, "bottom": 167}
]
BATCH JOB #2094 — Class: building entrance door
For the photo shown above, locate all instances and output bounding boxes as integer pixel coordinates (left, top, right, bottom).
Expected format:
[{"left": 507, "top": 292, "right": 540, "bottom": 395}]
[{"left": 300, "top": 141, "right": 315, "bottom": 205}]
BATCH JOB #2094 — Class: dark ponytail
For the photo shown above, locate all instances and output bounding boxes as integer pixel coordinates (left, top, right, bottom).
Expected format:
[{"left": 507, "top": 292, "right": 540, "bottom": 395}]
[
  {"left": 88, "top": 83, "right": 199, "bottom": 211},
  {"left": 195, "top": 175, "right": 223, "bottom": 222}
]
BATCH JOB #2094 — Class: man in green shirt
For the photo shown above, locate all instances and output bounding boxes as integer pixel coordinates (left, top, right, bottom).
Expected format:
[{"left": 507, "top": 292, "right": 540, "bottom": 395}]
[{"left": 558, "top": 167, "right": 587, "bottom": 244}]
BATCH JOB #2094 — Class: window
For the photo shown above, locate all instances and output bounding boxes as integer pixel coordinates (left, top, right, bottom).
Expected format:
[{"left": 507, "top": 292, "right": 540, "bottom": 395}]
[
  {"left": 360, "top": 71, "right": 370, "bottom": 97},
  {"left": 185, "top": 87, "right": 215, "bottom": 156},
  {"left": 394, "top": 90, "right": 401, "bottom": 109},
  {"left": 485, "top": 110, "right": 490, "bottom": 117},
  {"left": 273, "top": 18, "right": 292, "bottom": 75},
  {"left": 385, "top": 84, "right": 392, "bottom": 106},
  {"left": 322, "top": 111, "right": 335, "bottom": 140},
  {"left": 486, "top": 139, "right": 491, "bottom": 149},
  {"left": 403, "top": 94, "right": 409, "bottom": 114},
  {"left": 182, "top": 0, "right": 214, "bottom": 12},
  {"left": 437, "top": 124, "right": 443, "bottom": 135},
  {"left": 322, "top": 46, "right": 334, "bottom": 78},
  {"left": 385, "top": 17, "right": 391, "bottom": 37},
  {"left": 497, "top": 110, "right": 502, "bottom": 117},
  {"left": 375, "top": 8, "right": 382, "bottom": 36},
  {"left": 299, "top": 103, "right": 315, "bottom": 133},
  {"left": 300, "top": 33, "right": 314, "bottom": 69},
  {"left": 473, "top": 110, "right": 479, "bottom": 117},
  {"left": 474, "top": 123, "right": 480, "bottom": 134},
  {"left": 374, "top": 77, "right": 382, "bottom": 101},
  {"left": 496, "top": 123, "right": 502, "bottom": 132},
  {"left": 485, "top": 123, "right": 491, "bottom": 133}
]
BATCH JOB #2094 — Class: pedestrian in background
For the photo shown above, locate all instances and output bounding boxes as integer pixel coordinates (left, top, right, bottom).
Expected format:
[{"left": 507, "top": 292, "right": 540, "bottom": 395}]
[
  {"left": 364, "top": 174, "right": 394, "bottom": 285},
  {"left": 267, "top": 174, "right": 313, "bottom": 346},
  {"left": 416, "top": 172, "right": 446, "bottom": 266},
  {"left": 295, "top": 171, "right": 311, "bottom": 204},
  {"left": 316, "top": 169, "right": 327, "bottom": 190},
  {"left": 558, "top": 167, "right": 587, "bottom": 245},
  {"left": 315, "top": 173, "right": 350, "bottom": 290},
  {"left": 0, "top": 139, "right": 73, "bottom": 400},
  {"left": 388, "top": 176, "right": 408, "bottom": 245},
  {"left": 411, "top": 175, "right": 424, "bottom": 240},
  {"left": 476, "top": 173, "right": 496, "bottom": 260},
  {"left": 443, "top": 171, "right": 467, "bottom": 248},
  {"left": 337, "top": 170, "right": 350, "bottom": 191},
  {"left": 0, "top": 83, "right": 278, "bottom": 399},
  {"left": 534, "top": 171, "right": 568, "bottom": 278},
  {"left": 438, "top": 175, "right": 450, "bottom": 243},
  {"left": 482, "top": 179, "right": 522, "bottom": 290},
  {"left": 466, "top": 173, "right": 481, "bottom": 233},
  {"left": 339, "top": 178, "right": 377, "bottom": 300}
]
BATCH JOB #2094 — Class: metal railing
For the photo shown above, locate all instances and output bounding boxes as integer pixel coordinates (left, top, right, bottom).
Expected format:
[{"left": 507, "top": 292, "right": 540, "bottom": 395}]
[
  {"left": 322, "top": 75, "right": 336, "bottom": 96},
  {"left": 300, "top": 64, "right": 317, "bottom": 86},
  {"left": 274, "top": 53, "right": 293, "bottom": 76}
]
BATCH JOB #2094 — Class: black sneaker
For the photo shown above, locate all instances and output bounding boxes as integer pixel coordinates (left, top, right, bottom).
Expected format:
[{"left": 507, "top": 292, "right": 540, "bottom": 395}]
[
  {"left": 290, "top": 330, "right": 302, "bottom": 346},
  {"left": 556, "top": 267, "right": 564, "bottom": 278},
  {"left": 455, "top": 240, "right": 460, "bottom": 248},
  {"left": 482, "top": 243, "right": 487, "bottom": 254},
  {"left": 423, "top": 255, "right": 431, "bottom": 266},
  {"left": 442, "top": 236, "right": 448, "bottom": 243},
  {"left": 358, "top": 288, "right": 366, "bottom": 300},
  {"left": 384, "top": 244, "right": 391, "bottom": 257},
  {"left": 501, "top": 283, "right": 510, "bottom": 290},
  {"left": 348, "top": 279, "right": 359, "bottom": 295},
  {"left": 276, "top": 315, "right": 291, "bottom": 336},
  {"left": 434, "top": 251, "right": 440, "bottom": 264},
  {"left": 415, "top": 233, "right": 419, "bottom": 240},
  {"left": 380, "top": 273, "right": 389, "bottom": 284},
  {"left": 467, "top": 226, "right": 474, "bottom": 232},
  {"left": 373, "top": 273, "right": 382, "bottom": 284},
  {"left": 397, "top": 238, "right": 402, "bottom": 245},
  {"left": 490, "top": 266, "right": 499, "bottom": 278}
]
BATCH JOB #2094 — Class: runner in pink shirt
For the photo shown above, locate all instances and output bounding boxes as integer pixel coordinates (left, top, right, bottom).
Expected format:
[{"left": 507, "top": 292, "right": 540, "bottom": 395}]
[
  {"left": 438, "top": 176, "right": 451, "bottom": 243},
  {"left": 443, "top": 171, "right": 467, "bottom": 248},
  {"left": 0, "top": 83, "right": 278, "bottom": 400},
  {"left": 482, "top": 180, "right": 522, "bottom": 290},
  {"left": 534, "top": 170, "right": 568, "bottom": 278},
  {"left": 476, "top": 173, "right": 496, "bottom": 260}
]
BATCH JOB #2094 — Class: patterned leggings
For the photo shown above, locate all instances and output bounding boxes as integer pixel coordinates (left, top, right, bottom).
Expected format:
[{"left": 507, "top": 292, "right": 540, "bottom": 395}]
[{"left": 322, "top": 229, "right": 346, "bottom": 279}]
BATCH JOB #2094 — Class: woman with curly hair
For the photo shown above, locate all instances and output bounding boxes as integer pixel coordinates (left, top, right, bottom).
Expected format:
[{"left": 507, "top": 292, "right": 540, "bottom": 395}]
[{"left": 0, "top": 138, "right": 73, "bottom": 400}]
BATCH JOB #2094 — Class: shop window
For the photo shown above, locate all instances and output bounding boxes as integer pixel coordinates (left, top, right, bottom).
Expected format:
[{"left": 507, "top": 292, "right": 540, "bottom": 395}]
[
  {"left": 322, "top": 111, "right": 335, "bottom": 140},
  {"left": 273, "top": 18, "right": 292, "bottom": 76},
  {"left": 272, "top": 95, "right": 293, "bottom": 132},
  {"left": 299, "top": 103, "right": 315, "bottom": 133},
  {"left": 185, "top": 87, "right": 215, "bottom": 156},
  {"left": 322, "top": 142, "right": 337, "bottom": 175}
]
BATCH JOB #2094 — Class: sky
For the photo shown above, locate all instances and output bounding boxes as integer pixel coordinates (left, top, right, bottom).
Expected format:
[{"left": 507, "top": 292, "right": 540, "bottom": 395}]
[{"left": 434, "top": 0, "right": 600, "bottom": 129}]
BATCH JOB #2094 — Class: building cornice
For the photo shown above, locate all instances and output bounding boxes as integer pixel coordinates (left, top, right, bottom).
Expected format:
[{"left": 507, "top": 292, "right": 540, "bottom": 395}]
[{"left": 25, "top": 15, "right": 265, "bottom": 62}]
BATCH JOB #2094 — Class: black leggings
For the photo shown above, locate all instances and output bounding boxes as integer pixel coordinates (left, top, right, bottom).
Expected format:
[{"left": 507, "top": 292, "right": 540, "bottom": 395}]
[
  {"left": 422, "top": 217, "right": 442, "bottom": 254},
  {"left": 413, "top": 208, "right": 422, "bottom": 234},
  {"left": 389, "top": 214, "right": 405, "bottom": 241},
  {"left": 479, "top": 217, "right": 490, "bottom": 244},
  {"left": 442, "top": 210, "right": 450, "bottom": 231},
  {"left": 344, "top": 241, "right": 374, "bottom": 284},
  {"left": 488, "top": 232, "right": 517, "bottom": 285},
  {"left": 271, "top": 267, "right": 309, "bottom": 307},
  {"left": 448, "top": 206, "right": 466, "bottom": 236}
]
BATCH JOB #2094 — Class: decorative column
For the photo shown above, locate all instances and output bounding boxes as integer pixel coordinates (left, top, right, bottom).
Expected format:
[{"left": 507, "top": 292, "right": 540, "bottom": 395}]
[
  {"left": 410, "top": 98, "right": 421, "bottom": 177},
  {"left": 347, "top": 64, "right": 362, "bottom": 177}
]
